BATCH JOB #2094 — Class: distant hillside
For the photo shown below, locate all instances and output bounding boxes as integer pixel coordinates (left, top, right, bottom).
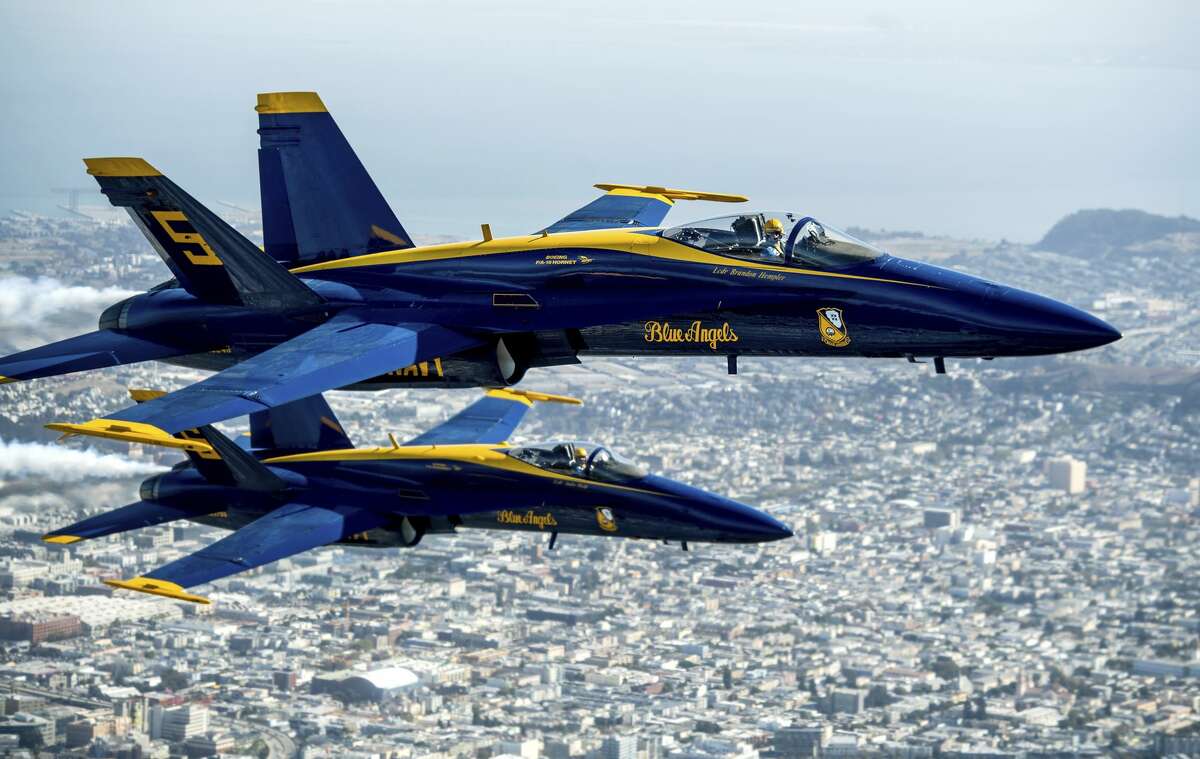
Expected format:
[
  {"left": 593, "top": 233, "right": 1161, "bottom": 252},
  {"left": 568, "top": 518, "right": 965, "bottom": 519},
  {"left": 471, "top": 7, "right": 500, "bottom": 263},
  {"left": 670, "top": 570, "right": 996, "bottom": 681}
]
[{"left": 1038, "top": 208, "right": 1200, "bottom": 257}]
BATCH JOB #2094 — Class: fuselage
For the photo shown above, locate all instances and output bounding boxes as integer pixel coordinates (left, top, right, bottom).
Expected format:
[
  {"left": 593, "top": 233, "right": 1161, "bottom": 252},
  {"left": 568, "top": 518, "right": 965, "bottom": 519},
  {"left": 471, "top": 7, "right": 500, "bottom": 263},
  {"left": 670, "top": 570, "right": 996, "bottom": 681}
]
[
  {"left": 143, "top": 442, "right": 793, "bottom": 546},
  {"left": 104, "top": 226, "right": 1121, "bottom": 388}
]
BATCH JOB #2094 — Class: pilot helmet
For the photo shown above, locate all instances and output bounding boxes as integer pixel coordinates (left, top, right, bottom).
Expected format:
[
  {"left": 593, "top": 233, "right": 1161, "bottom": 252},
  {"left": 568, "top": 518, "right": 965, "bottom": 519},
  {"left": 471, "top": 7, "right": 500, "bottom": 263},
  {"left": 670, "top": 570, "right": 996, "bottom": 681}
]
[{"left": 764, "top": 218, "right": 785, "bottom": 236}]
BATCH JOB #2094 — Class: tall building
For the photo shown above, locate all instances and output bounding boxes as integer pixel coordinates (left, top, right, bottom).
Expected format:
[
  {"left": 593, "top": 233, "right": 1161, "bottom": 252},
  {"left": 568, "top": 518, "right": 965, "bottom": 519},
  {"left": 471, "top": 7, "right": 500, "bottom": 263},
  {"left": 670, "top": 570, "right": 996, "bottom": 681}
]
[
  {"left": 0, "top": 713, "right": 56, "bottom": 749},
  {"left": 829, "top": 689, "right": 866, "bottom": 715},
  {"left": 642, "top": 735, "right": 664, "bottom": 759},
  {"left": 923, "top": 508, "right": 961, "bottom": 529},
  {"left": 1045, "top": 456, "right": 1086, "bottom": 494},
  {"left": 773, "top": 725, "right": 830, "bottom": 757},
  {"left": 601, "top": 734, "right": 637, "bottom": 759},
  {"left": 159, "top": 705, "right": 208, "bottom": 743},
  {"left": 809, "top": 532, "right": 838, "bottom": 556},
  {"left": 498, "top": 737, "right": 539, "bottom": 759},
  {"left": 273, "top": 671, "right": 297, "bottom": 692}
]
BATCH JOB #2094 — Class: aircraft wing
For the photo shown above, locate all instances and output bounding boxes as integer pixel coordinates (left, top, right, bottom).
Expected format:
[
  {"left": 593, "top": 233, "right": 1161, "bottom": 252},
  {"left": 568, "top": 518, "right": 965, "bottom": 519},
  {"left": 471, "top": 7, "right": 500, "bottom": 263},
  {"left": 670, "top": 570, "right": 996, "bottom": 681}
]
[
  {"left": 544, "top": 184, "right": 748, "bottom": 233},
  {"left": 44, "top": 500, "right": 207, "bottom": 545},
  {"left": 405, "top": 388, "right": 581, "bottom": 446},
  {"left": 105, "top": 502, "right": 388, "bottom": 603},
  {"left": 55, "top": 313, "right": 480, "bottom": 437},
  {"left": 0, "top": 329, "right": 191, "bottom": 384}
]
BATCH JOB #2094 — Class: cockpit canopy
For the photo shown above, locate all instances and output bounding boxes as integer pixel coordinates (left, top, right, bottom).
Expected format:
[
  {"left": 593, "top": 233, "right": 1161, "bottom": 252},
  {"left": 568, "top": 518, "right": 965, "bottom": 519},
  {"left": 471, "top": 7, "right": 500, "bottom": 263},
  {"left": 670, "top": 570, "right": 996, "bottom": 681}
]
[
  {"left": 506, "top": 441, "right": 648, "bottom": 484},
  {"left": 662, "top": 212, "right": 885, "bottom": 268}
]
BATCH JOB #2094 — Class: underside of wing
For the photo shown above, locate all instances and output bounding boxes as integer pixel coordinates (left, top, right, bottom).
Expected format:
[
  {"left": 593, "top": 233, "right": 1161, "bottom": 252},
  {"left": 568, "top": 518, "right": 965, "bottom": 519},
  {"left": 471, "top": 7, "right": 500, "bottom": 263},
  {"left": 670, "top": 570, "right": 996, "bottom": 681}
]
[
  {"left": 43, "top": 501, "right": 206, "bottom": 545},
  {"left": 544, "top": 184, "right": 748, "bottom": 233},
  {"left": 105, "top": 502, "right": 387, "bottom": 603},
  {"left": 405, "top": 388, "right": 581, "bottom": 446},
  {"left": 53, "top": 314, "right": 480, "bottom": 437},
  {"left": 0, "top": 329, "right": 192, "bottom": 384}
]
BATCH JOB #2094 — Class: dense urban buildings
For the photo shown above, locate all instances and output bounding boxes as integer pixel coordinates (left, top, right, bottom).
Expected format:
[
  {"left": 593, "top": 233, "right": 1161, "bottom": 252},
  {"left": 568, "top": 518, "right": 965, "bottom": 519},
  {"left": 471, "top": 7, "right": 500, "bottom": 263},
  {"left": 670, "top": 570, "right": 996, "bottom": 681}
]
[{"left": 0, "top": 210, "right": 1195, "bottom": 757}]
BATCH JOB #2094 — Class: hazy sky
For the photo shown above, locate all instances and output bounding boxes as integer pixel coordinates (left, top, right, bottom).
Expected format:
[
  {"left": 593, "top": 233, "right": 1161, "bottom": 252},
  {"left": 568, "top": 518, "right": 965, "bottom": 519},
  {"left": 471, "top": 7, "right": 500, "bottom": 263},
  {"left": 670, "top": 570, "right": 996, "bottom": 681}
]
[{"left": 1, "top": 0, "right": 1197, "bottom": 241}]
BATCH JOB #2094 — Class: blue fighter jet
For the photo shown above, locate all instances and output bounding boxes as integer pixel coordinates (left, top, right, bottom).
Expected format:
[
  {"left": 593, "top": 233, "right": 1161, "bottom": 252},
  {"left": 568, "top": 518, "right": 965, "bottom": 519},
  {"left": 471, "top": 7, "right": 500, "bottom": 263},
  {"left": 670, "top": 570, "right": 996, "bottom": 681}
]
[
  {"left": 44, "top": 389, "right": 792, "bottom": 604},
  {"left": 0, "top": 91, "right": 1119, "bottom": 444}
]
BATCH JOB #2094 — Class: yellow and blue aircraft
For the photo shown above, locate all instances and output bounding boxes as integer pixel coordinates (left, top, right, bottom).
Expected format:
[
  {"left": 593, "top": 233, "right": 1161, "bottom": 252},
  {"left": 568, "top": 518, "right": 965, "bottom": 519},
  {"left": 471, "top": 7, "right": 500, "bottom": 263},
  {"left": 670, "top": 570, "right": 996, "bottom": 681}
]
[
  {"left": 0, "top": 91, "right": 1119, "bottom": 442},
  {"left": 44, "top": 388, "right": 792, "bottom": 604}
]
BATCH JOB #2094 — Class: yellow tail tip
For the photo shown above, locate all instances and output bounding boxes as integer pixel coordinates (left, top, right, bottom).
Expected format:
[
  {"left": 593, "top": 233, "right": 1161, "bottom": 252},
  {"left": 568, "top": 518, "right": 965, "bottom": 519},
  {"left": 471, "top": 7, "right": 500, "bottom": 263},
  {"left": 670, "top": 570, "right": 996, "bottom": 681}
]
[
  {"left": 104, "top": 577, "right": 210, "bottom": 604},
  {"left": 83, "top": 157, "right": 162, "bottom": 177},
  {"left": 255, "top": 91, "right": 327, "bottom": 114},
  {"left": 42, "top": 535, "right": 82, "bottom": 545}
]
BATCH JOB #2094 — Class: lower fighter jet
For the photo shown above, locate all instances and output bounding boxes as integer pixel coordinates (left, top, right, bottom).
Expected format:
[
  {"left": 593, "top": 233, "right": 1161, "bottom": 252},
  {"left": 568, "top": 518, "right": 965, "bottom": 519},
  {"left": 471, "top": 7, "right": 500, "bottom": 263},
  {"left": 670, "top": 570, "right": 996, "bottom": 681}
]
[{"left": 44, "top": 389, "right": 791, "bottom": 604}]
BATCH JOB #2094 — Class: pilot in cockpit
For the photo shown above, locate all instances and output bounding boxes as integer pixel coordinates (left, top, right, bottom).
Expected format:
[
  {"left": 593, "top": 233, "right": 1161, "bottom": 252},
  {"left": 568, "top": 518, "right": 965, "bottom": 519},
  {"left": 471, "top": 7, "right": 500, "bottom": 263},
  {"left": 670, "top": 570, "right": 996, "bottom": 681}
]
[
  {"left": 762, "top": 218, "right": 786, "bottom": 259},
  {"left": 545, "top": 442, "right": 588, "bottom": 475}
]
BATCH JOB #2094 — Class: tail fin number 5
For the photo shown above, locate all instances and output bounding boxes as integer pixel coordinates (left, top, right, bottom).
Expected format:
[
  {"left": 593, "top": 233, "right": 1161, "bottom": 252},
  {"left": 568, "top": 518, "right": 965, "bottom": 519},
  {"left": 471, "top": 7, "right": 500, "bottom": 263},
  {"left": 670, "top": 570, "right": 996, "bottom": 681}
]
[{"left": 151, "top": 210, "right": 223, "bottom": 266}]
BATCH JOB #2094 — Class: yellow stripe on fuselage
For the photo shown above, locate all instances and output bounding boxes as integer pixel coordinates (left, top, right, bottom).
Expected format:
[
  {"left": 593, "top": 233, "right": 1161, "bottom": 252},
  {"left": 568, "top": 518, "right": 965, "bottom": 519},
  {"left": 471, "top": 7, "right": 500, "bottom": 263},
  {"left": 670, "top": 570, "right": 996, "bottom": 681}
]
[
  {"left": 290, "top": 228, "right": 935, "bottom": 289},
  {"left": 263, "top": 443, "right": 657, "bottom": 495}
]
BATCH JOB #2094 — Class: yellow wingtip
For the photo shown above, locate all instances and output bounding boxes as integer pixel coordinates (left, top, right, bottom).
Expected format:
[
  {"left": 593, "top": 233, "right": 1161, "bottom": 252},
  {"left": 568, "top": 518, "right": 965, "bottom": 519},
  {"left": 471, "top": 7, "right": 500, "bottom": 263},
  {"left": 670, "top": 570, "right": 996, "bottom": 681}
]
[
  {"left": 104, "top": 577, "right": 210, "bottom": 604},
  {"left": 594, "top": 183, "right": 748, "bottom": 204},
  {"left": 83, "top": 157, "right": 162, "bottom": 177},
  {"left": 255, "top": 91, "right": 327, "bottom": 114},
  {"left": 0, "top": 376, "right": 16, "bottom": 384},
  {"left": 128, "top": 388, "right": 167, "bottom": 403},
  {"left": 42, "top": 535, "right": 82, "bottom": 545},
  {"left": 486, "top": 388, "right": 583, "bottom": 406},
  {"left": 45, "top": 418, "right": 215, "bottom": 456}
]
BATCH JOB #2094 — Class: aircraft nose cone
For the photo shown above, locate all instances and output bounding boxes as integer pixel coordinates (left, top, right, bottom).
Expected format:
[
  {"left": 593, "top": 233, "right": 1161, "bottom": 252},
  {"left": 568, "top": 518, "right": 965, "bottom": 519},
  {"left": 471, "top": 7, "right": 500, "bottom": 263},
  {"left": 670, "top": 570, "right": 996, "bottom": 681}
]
[
  {"left": 643, "top": 475, "right": 793, "bottom": 543},
  {"left": 1002, "top": 289, "right": 1122, "bottom": 354},
  {"left": 748, "top": 510, "right": 795, "bottom": 542},
  {"left": 719, "top": 498, "right": 794, "bottom": 543}
]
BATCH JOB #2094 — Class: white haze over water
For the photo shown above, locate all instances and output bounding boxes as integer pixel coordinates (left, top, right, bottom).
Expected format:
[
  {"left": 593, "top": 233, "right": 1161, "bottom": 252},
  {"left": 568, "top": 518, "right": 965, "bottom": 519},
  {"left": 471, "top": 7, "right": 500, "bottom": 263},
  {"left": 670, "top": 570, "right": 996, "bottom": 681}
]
[
  {"left": 0, "top": 276, "right": 136, "bottom": 351},
  {"left": 0, "top": 438, "right": 166, "bottom": 482}
]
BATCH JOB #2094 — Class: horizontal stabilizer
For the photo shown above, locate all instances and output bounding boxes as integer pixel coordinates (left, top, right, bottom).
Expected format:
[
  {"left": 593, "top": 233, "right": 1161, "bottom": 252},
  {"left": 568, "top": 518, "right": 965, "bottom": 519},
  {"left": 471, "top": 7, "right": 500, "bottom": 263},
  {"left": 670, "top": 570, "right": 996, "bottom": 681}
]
[
  {"left": 107, "top": 502, "right": 388, "bottom": 602},
  {"left": 405, "top": 387, "right": 582, "bottom": 446},
  {"left": 0, "top": 329, "right": 188, "bottom": 384},
  {"left": 256, "top": 91, "right": 413, "bottom": 265},
  {"left": 85, "top": 157, "right": 323, "bottom": 311},
  {"left": 43, "top": 500, "right": 204, "bottom": 544},
  {"left": 545, "top": 184, "right": 747, "bottom": 233}
]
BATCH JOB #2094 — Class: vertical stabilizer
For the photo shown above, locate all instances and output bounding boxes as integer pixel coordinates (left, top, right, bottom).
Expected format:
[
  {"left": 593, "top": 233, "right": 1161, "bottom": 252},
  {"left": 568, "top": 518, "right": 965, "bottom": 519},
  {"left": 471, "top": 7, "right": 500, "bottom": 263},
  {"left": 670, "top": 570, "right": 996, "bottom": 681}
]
[{"left": 256, "top": 91, "right": 413, "bottom": 265}]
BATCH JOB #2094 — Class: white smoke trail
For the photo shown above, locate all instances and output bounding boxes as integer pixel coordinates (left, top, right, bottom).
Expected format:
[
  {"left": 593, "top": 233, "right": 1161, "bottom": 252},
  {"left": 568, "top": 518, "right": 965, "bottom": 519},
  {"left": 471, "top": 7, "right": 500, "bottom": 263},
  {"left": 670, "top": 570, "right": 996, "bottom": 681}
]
[
  {"left": 0, "top": 276, "right": 139, "bottom": 352},
  {"left": 0, "top": 439, "right": 166, "bottom": 482},
  {"left": 0, "top": 276, "right": 137, "bottom": 328}
]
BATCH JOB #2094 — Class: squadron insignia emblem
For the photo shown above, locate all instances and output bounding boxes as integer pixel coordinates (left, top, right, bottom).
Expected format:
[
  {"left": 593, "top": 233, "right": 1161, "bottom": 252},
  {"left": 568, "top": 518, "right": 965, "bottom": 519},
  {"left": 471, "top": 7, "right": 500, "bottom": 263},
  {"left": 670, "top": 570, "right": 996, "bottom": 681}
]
[
  {"left": 595, "top": 507, "right": 618, "bottom": 532},
  {"left": 817, "top": 307, "right": 851, "bottom": 348}
]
